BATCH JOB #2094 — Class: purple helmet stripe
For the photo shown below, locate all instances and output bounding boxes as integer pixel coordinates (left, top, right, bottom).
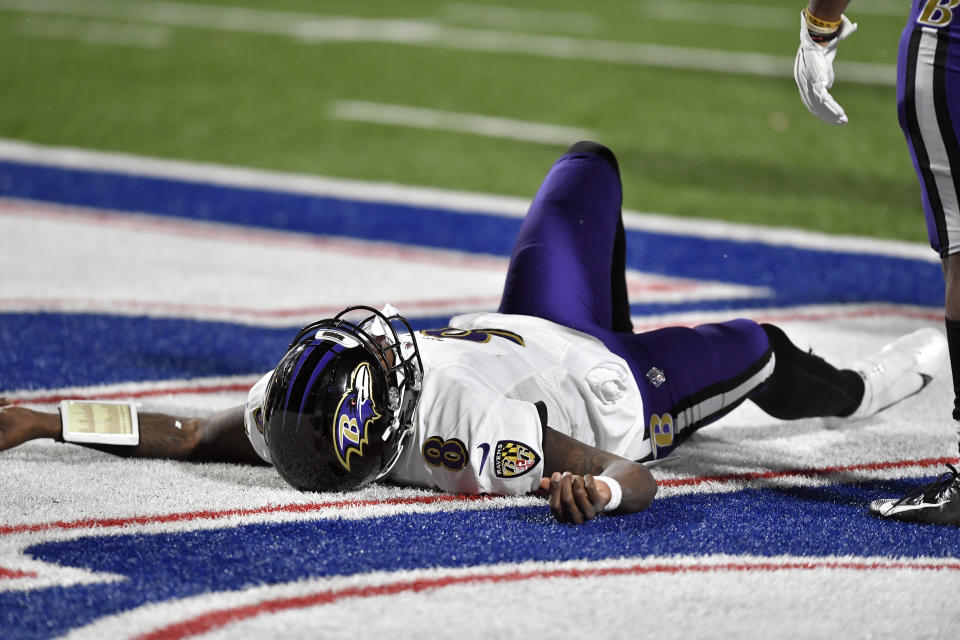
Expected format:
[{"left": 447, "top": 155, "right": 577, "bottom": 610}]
[
  {"left": 297, "top": 343, "right": 346, "bottom": 421},
  {"left": 282, "top": 342, "right": 344, "bottom": 419}
]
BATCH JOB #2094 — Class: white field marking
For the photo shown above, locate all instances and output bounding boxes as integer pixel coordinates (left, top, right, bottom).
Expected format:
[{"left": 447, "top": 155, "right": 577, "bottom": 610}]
[
  {"left": 0, "top": 137, "right": 936, "bottom": 261},
  {"left": 0, "top": 200, "right": 510, "bottom": 324},
  {"left": 329, "top": 100, "right": 596, "bottom": 146},
  {"left": 636, "top": 0, "right": 906, "bottom": 27},
  {"left": 16, "top": 15, "right": 170, "bottom": 48},
  {"left": 628, "top": 302, "right": 943, "bottom": 333},
  {"left": 442, "top": 2, "right": 599, "bottom": 34},
  {"left": 619, "top": 209, "right": 939, "bottom": 262},
  {"left": 56, "top": 555, "right": 960, "bottom": 640},
  {"left": 0, "top": 0, "right": 894, "bottom": 85},
  {"left": 0, "top": 559, "right": 125, "bottom": 594},
  {"left": 0, "top": 198, "right": 769, "bottom": 324}
]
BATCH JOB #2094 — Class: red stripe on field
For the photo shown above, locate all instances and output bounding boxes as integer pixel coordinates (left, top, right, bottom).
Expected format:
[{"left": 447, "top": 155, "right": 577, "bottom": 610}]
[
  {"left": 0, "top": 567, "right": 37, "bottom": 579},
  {"left": 7, "top": 382, "right": 256, "bottom": 406},
  {"left": 632, "top": 305, "right": 942, "bottom": 332},
  {"left": 0, "top": 294, "right": 507, "bottom": 319},
  {"left": 0, "top": 200, "right": 509, "bottom": 272},
  {"left": 657, "top": 456, "right": 959, "bottom": 487},
  {"left": 1, "top": 457, "right": 954, "bottom": 537},
  {"left": 0, "top": 278, "right": 712, "bottom": 320},
  {"left": 0, "top": 494, "right": 490, "bottom": 536},
  {"left": 0, "top": 299, "right": 937, "bottom": 327},
  {"left": 0, "top": 201, "right": 736, "bottom": 307},
  {"left": 137, "top": 558, "right": 960, "bottom": 640}
]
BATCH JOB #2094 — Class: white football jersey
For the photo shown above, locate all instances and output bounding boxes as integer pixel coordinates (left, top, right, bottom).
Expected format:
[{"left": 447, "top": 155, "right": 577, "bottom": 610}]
[
  {"left": 243, "top": 312, "right": 648, "bottom": 495},
  {"left": 388, "top": 312, "right": 647, "bottom": 495}
]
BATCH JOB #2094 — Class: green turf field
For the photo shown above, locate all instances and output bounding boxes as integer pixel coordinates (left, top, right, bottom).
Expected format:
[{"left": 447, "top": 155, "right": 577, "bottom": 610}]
[{"left": 0, "top": 0, "right": 924, "bottom": 242}]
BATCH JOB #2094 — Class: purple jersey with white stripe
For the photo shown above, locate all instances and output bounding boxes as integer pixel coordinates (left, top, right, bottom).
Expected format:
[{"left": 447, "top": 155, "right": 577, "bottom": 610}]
[{"left": 898, "top": 0, "right": 960, "bottom": 256}]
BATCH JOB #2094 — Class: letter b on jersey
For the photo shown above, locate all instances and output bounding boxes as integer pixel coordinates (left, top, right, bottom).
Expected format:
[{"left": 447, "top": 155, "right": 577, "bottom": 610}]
[
  {"left": 918, "top": 0, "right": 960, "bottom": 27},
  {"left": 649, "top": 413, "right": 674, "bottom": 458}
]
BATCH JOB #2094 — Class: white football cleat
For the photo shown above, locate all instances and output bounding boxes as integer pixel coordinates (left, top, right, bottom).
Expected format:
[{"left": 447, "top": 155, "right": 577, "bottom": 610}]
[{"left": 846, "top": 327, "right": 947, "bottom": 420}]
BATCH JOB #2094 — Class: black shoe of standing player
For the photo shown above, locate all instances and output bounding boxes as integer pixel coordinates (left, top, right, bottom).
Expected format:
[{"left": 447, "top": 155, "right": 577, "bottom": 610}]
[{"left": 870, "top": 464, "right": 960, "bottom": 526}]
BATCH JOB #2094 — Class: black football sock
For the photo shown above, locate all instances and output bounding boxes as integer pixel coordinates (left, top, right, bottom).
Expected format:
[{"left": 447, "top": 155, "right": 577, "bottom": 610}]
[
  {"left": 750, "top": 323, "right": 864, "bottom": 420},
  {"left": 946, "top": 318, "right": 960, "bottom": 455}
]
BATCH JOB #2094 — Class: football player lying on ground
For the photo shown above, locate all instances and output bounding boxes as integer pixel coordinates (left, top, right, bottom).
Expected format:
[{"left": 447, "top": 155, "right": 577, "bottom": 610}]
[{"left": 0, "top": 142, "right": 949, "bottom": 524}]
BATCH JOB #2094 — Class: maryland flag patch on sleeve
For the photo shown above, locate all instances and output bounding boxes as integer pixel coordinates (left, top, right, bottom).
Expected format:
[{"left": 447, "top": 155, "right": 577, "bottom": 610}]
[{"left": 493, "top": 440, "right": 541, "bottom": 478}]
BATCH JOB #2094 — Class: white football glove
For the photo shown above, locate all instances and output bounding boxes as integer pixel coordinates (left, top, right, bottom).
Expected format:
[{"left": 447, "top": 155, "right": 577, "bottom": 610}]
[{"left": 794, "top": 12, "right": 858, "bottom": 126}]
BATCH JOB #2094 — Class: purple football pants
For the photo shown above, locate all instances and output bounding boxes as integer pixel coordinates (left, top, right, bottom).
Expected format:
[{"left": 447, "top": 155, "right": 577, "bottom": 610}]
[
  {"left": 498, "top": 147, "right": 773, "bottom": 459},
  {"left": 898, "top": 1, "right": 960, "bottom": 257}
]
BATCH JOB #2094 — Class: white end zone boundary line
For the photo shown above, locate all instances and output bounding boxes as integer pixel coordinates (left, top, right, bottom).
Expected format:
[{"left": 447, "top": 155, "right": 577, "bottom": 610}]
[{"left": 0, "top": 138, "right": 937, "bottom": 262}]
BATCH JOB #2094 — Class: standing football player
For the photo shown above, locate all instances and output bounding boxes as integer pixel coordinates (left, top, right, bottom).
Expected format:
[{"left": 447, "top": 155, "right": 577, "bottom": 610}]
[
  {"left": 0, "top": 142, "right": 948, "bottom": 525},
  {"left": 795, "top": 0, "right": 960, "bottom": 524}
]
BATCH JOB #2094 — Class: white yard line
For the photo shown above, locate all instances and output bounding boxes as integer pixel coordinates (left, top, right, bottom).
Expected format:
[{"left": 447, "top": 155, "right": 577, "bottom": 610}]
[
  {"left": 637, "top": 0, "right": 906, "bottom": 26},
  {"left": 442, "top": 2, "right": 599, "bottom": 34},
  {"left": 0, "top": 137, "right": 936, "bottom": 261},
  {"left": 16, "top": 15, "right": 170, "bottom": 48},
  {"left": 638, "top": 1, "right": 799, "bottom": 27},
  {"left": 0, "top": 0, "right": 895, "bottom": 85},
  {"left": 329, "top": 101, "right": 595, "bottom": 146}
]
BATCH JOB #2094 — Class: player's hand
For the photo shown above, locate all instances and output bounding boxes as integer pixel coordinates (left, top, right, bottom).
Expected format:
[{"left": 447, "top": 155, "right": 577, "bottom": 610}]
[
  {"left": 794, "top": 12, "right": 858, "bottom": 126},
  {"left": 540, "top": 471, "right": 612, "bottom": 524},
  {"left": 0, "top": 399, "right": 50, "bottom": 451}
]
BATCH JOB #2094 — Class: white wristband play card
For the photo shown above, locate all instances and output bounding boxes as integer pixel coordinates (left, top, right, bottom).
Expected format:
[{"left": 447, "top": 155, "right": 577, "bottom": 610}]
[{"left": 60, "top": 400, "right": 140, "bottom": 446}]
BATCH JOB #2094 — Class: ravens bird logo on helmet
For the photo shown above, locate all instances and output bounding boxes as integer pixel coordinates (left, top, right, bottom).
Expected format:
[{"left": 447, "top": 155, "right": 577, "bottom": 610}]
[{"left": 332, "top": 362, "right": 381, "bottom": 471}]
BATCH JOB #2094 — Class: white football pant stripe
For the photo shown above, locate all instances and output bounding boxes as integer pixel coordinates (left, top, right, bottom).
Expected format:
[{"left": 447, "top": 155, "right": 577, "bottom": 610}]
[{"left": 914, "top": 27, "right": 960, "bottom": 255}]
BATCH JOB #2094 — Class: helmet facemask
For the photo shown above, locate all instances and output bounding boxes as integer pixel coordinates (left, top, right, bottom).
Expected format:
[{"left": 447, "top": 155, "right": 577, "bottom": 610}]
[{"left": 326, "top": 306, "right": 423, "bottom": 480}]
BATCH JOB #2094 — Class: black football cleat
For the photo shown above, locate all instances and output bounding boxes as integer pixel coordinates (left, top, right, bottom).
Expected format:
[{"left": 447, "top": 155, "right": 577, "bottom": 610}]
[{"left": 870, "top": 464, "right": 960, "bottom": 526}]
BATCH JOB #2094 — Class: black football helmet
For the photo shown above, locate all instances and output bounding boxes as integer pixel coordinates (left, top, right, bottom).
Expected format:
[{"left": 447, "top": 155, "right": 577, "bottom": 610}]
[{"left": 261, "top": 306, "right": 423, "bottom": 492}]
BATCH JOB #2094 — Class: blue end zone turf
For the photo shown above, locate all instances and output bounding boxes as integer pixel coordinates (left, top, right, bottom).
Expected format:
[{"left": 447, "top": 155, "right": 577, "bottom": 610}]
[
  {"left": 0, "top": 313, "right": 451, "bottom": 391},
  {"left": 5, "top": 479, "right": 958, "bottom": 639}
]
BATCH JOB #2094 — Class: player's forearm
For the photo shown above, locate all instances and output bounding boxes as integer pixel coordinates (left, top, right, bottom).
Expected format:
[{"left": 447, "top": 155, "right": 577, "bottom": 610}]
[
  {"left": 0, "top": 403, "right": 202, "bottom": 458},
  {"left": 90, "top": 406, "right": 260, "bottom": 463},
  {"left": 12, "top": 406, "right": 61, "bottom": 441},
  {"left": 541, "top": 425, "right": 657, "bottom": 514},
  {"left": 189, "top": 405, "right": 266, "bottom": 464},
  {"left": 806, "top": 0, "right": 852, "bottom": 21},
  {"left": 598, "top": 459, "right": 658, "bottom": 514},
  {"left": 1, "top": 403, "right": 260, "bottom": 463},
  {"left": 71, "top": 411, "right": 203, "bottom": 460}
]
